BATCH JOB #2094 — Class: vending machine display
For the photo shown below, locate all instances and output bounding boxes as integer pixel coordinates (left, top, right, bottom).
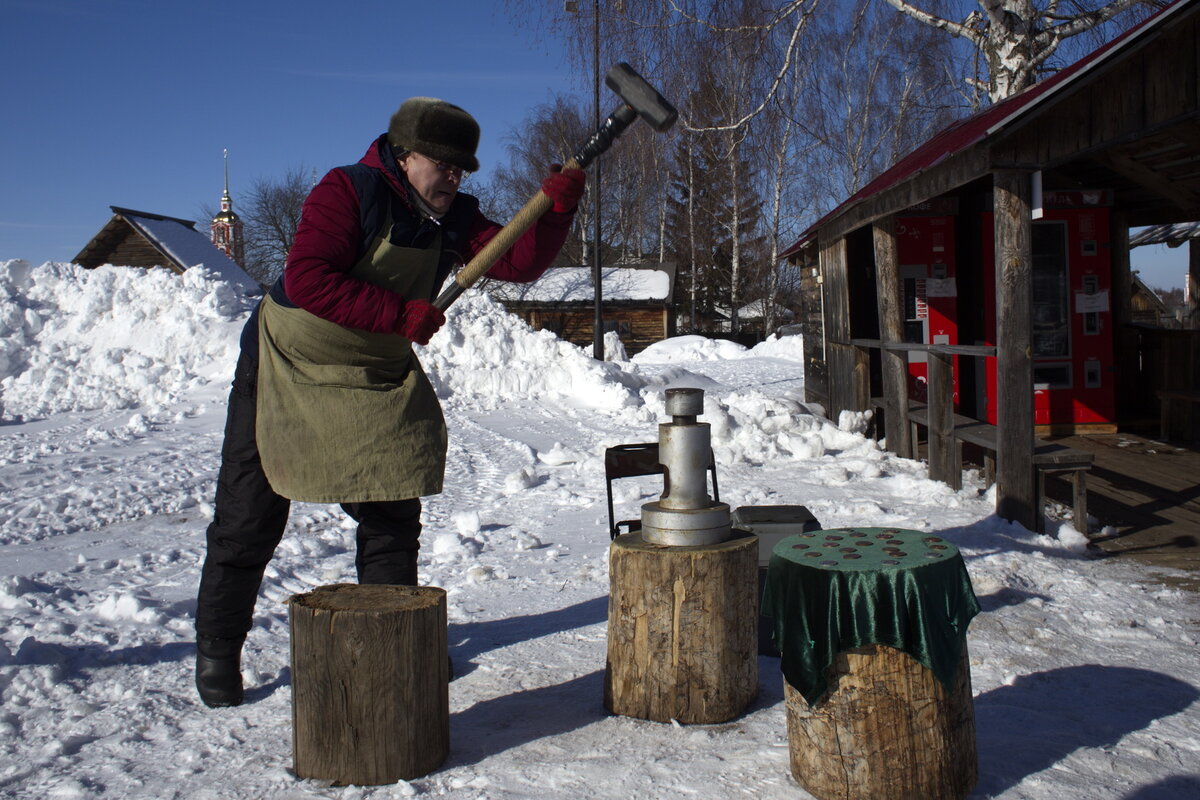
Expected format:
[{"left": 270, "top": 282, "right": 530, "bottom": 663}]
[
  {"left": 981, "top": 190, "right": 1116, "bottom": 428},
  {"left": 896, "top": 211, "right": 960, "bottom": 406}
]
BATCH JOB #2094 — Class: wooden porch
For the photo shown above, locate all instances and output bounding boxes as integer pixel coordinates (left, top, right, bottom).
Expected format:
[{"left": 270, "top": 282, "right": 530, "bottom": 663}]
[{"left": 1043, "top": 433, "right": 1200, "bottom": 589}]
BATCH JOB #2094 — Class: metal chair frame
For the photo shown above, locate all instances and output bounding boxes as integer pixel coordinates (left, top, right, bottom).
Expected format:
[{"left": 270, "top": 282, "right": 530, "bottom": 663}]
[{"left": 604, "top": 442, "right": 719, "bottom": 540}]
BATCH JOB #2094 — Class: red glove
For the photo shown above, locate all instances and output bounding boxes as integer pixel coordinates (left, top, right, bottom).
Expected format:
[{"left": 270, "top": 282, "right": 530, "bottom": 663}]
[
  {"left": 541, "top": 164, "right": 586, "bottom": 213},
  {"left": 395, "top": 298, "right": 445, "bottom": 345}
]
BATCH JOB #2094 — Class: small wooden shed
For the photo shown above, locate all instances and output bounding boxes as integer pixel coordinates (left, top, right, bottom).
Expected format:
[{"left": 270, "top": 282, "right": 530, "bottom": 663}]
[
  {"left": 1129, "top": 273, "right": 1174, "bottom": 326},
  {"left": 780, "top": 0, "right": 1200, "bottom": 530},
  {"left": 74, "top": 206, "right": 260, "bottom": 293},
  {"left": 487, "top": 263, "right": 676, "bottom": 355}
]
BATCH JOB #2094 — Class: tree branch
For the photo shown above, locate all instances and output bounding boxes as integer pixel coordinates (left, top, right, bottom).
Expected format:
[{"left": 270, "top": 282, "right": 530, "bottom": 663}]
[
  {"left": 1039, "top": 0, "right": 1140, "bottom": 44},
  {"left": 882, "top": 0, "right": 984, "bottom": 45},
  {"left": 682, "top": 0, "right": 819, "bottom": 134}
]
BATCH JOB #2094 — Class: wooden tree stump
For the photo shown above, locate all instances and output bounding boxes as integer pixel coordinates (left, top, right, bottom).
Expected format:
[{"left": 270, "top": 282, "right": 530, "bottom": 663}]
[
  {"left": 785, "top": 643, "right": 977, "bottom": 800},
  {"left": 289, "top": 584, "right": 448, "bottom": 785},
  {"left": 604, "top": 531, "right": 758, "bottom": 724}
]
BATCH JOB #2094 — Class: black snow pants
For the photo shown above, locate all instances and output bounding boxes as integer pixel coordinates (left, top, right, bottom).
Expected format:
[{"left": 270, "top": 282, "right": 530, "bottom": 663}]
[{"left": 195, "top": 337, "right": 423, "bottom": 640}]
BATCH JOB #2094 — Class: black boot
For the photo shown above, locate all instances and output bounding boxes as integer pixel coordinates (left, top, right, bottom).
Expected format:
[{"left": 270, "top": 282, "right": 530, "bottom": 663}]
[{"left": 196, "top": 635, "right": 245, "bottom": 708}]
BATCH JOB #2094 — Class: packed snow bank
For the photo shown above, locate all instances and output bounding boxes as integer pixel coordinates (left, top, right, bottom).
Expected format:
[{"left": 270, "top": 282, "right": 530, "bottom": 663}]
[
  {"left": 0, "top": 260, "right": 255, "bottom": 420},
  {"left": 428, "top": 296, "right": 852, "bottom": 469},
  {"left": 633, "top": 332, "right": 805, "bottom": 364},
  {"left": 0, "top": 264, "right": 883, "bottom": 480},
  {"left": 424, "top": 292, "right": 648, "bottom": 413},
  {"left": 633, "top": 334, "right": 752, "bottom": 363}
]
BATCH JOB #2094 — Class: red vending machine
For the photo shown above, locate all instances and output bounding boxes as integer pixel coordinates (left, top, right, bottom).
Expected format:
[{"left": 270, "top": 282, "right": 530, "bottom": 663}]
[
  {"left": 982, "top": 190, "right": 1117, "bottom": 429},
  {"left": 896, "top": 202, "right": 960, "bottom": 407}
]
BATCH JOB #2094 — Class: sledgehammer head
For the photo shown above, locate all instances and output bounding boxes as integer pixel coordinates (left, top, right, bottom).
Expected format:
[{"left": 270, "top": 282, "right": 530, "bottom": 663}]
[{"left": 605, "top": 63, "right": 677, "bottom": 132}]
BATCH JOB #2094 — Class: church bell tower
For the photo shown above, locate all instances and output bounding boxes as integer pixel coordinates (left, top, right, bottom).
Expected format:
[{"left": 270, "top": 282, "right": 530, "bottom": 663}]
[{"left": 211, "top": 149, "right": 245, "bottom": 266}]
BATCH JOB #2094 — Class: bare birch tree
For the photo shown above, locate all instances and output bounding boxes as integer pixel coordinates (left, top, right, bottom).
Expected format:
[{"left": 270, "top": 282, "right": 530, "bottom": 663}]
[{"left": 881, "top": 0, "right": 1158, "bottom": 102}]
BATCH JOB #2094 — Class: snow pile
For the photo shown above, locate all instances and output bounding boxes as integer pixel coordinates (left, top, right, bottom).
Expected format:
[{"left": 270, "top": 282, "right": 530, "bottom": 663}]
[
  {"left": 0, "top": 260, "right": 254, "bottom": 420},
  {"left": 423, "top": 291, "right": 648, "bottom": 412},
  {"left": 748, "top": 332, "right": 806, "bottom": 361},
  {"left": 633, "top": 333, "right": 752, "bottom": 363}
]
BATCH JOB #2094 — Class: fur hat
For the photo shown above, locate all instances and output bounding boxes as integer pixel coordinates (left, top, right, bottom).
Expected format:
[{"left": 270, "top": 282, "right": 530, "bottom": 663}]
[{"left": 387, "top": 97, "right": 480, "bottom": 173}]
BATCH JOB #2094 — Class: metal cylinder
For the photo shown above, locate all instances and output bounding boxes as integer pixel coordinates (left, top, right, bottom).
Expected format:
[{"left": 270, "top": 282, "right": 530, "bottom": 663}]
[
  {"left": 658, "top": 423, "right": 712, "bottom": 510},
  {"left": 640, "top": 501, "right": 731, "bottom": 546},
  {"left": 640, "top": 387, "right": 731, "bottom": 545},
  {"left": 666, "top": 387, "right": 704, "bottom": 418}
]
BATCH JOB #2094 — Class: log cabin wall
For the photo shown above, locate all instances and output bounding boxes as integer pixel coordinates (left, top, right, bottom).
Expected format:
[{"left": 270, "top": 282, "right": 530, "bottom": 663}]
[
  {"left": 97, "top": 229, "right": 180, "bottom": 272},
  {"left": 514, "top": 304, "right": 672, "bottom": 356},
  {"left": 819, "top": 237, "right": 853, "bottom": 420}
]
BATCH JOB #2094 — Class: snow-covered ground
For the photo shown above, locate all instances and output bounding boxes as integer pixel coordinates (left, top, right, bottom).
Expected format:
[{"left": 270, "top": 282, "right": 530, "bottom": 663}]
[{"left": 1, "top": 259, "right": 1197, "bottom": 800}]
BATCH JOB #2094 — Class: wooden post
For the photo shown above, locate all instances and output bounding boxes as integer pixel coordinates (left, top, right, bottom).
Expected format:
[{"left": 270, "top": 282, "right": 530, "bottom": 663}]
[
  {"left": 605, "top": 531, "right": 758, "bottom": 724},
  {"left": 290, "top": 584, "right": 448, "bottom": 785},
  {"left": 928, "top": 348, "right": 957, "bottom": 489},
  {"left": 786, "top": 644, "right": 977, "bottom": 800},
  {"left": 1110, "top": 214, "right": 1138, "bottom": 422},
  {"left": 852, "top": 343, "right": 871, "bottom": 413},
  {"left": 1190, "top": 238, "right": 1200, "bottom": 330},
  {"left": 822, "top": 236, "right": 852, "bottom": 420},
  {"left": 874, "top": 216, "right": 912, "bottom": 458},
  {"left": 993, "top": 170, "right": 1037, "bottom": 530}
]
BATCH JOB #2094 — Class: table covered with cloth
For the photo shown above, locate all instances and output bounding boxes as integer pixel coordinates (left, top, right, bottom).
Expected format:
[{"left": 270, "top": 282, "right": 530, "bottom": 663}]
[{"left": 761, "top": 527, "right": 980, "bottom": 705}]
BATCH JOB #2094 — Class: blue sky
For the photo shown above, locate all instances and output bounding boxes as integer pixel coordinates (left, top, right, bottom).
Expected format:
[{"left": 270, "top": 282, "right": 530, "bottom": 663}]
[
  {"left": 0, "top": 0, "right": 1187, "bottom": 290},
  {"left": 0, "top": 0, "right": 575, "bottom": 264}
]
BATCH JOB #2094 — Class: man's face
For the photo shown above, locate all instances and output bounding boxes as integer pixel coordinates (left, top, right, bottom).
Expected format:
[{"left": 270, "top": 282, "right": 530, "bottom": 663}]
[{"left": 398, "top": 152, "right": 465, "bottom": 215}]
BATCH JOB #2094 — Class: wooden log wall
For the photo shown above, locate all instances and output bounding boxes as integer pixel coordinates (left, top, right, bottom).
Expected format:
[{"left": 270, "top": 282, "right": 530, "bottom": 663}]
[
  {"left": 83, "top": 226, "right": 179, "bottom": 272},
  {"left": 993, "top": 170, "right": 1037, "bottom": 531},
  {"left": 523, "top": 305, "right": 669, "bottom": 356},
  {"left": 820, "top": 237, "right": 853, "bottom": 420}
]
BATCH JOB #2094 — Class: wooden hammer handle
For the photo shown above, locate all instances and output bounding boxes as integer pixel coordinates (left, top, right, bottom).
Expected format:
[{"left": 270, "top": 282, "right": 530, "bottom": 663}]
[{"left": 434, "top": 158, "right": 581, "bottom": 310}]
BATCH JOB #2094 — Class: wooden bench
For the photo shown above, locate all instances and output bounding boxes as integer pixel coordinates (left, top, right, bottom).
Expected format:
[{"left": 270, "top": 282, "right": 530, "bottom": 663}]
[
  {"left": 1157, "top": 389, "right": 1200, "bottom": 442},
  {"left": 908, "top": 405, "right": 1093, "bottom": 534}
]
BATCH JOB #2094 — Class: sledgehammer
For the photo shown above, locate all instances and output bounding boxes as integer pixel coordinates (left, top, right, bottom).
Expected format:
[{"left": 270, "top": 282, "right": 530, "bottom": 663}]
[{"left": 433, "top": 62, "right": 677, "bottom": 311}]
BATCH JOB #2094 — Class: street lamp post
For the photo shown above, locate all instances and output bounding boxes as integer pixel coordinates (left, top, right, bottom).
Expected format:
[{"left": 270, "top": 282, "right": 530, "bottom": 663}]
[
  {"left": 590, "top": 0, "right": 604, "bottom": 360},
  {"left": 566, "top": 0, "right": 605, "bottom": 360}
]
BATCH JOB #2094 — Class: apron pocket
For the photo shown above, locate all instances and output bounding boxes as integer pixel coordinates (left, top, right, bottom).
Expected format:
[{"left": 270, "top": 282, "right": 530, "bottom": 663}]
[{"left": 288, "top": 361, "right": 409, "bottom": 392}]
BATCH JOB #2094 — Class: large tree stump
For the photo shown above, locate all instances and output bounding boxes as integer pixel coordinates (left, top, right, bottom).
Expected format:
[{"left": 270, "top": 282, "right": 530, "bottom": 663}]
[
  {"left": 785, "top": 643, "right": 977, "bottom": 800},
  {"left": 289, "top": 584, "right": 448, "bottom": 785},
  {"left": 604, "top": 531, "right": 758, "bottom": 724}
]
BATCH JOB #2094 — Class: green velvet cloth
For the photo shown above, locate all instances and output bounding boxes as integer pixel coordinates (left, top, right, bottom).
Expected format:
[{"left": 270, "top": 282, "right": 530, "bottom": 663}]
[{"left": 761, "top": 527, "right": 980, "bottom": 705}]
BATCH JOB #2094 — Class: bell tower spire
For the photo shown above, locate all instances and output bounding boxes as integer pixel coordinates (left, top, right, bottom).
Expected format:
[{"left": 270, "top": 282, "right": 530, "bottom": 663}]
[{"left": 211, "top": 149, "right": 245, "bottom": 267}]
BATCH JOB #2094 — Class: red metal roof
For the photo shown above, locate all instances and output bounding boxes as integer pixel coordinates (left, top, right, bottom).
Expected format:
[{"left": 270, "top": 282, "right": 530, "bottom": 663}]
[{"left": 780, "top": 0, "right": 1189, "bottom": 259}]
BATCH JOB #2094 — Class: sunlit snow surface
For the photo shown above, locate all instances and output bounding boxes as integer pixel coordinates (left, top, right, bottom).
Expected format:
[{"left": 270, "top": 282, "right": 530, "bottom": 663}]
[{"left": 1, "top": 259, "right": 1197, "bottom": 799}]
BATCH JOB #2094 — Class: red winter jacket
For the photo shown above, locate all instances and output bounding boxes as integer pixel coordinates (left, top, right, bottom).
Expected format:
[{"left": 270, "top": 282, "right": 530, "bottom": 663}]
[{"left": 282, "top": 136, "right": 573, "bottom": 333}]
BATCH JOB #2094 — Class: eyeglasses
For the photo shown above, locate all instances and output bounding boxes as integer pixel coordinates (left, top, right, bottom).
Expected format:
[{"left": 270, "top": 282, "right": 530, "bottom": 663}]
[{"left": 413, "top": 152, "right": 468, "bottom": 179}]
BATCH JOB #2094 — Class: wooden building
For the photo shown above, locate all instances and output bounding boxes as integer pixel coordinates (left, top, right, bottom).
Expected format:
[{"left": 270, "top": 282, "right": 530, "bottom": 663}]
[
  {"left": 74, "top": 206, "right": 260, "bottom": 294},
  {"left": 1129, "top": 273, "right": 1174, "bottom": 326},
  {"left": 487, "top": 264, "right": 676, "bottom": 356},
  {"left": 1130, "top": 219, "right": 1200, "bottom": 327},
  {"left": 780, "top": 0, "right": 1200, "bottom": 530}
]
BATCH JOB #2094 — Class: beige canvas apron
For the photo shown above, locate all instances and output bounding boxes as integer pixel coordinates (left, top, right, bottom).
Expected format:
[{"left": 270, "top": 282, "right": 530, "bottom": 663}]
[{"left": 255, "top": 227, "right": 447, "bottom": 503}]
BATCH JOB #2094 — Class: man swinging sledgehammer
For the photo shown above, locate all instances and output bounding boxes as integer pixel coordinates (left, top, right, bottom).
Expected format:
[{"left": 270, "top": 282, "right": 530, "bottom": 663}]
[{"left": 195, "top": 64, "right": 677, "bottom": 709}]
